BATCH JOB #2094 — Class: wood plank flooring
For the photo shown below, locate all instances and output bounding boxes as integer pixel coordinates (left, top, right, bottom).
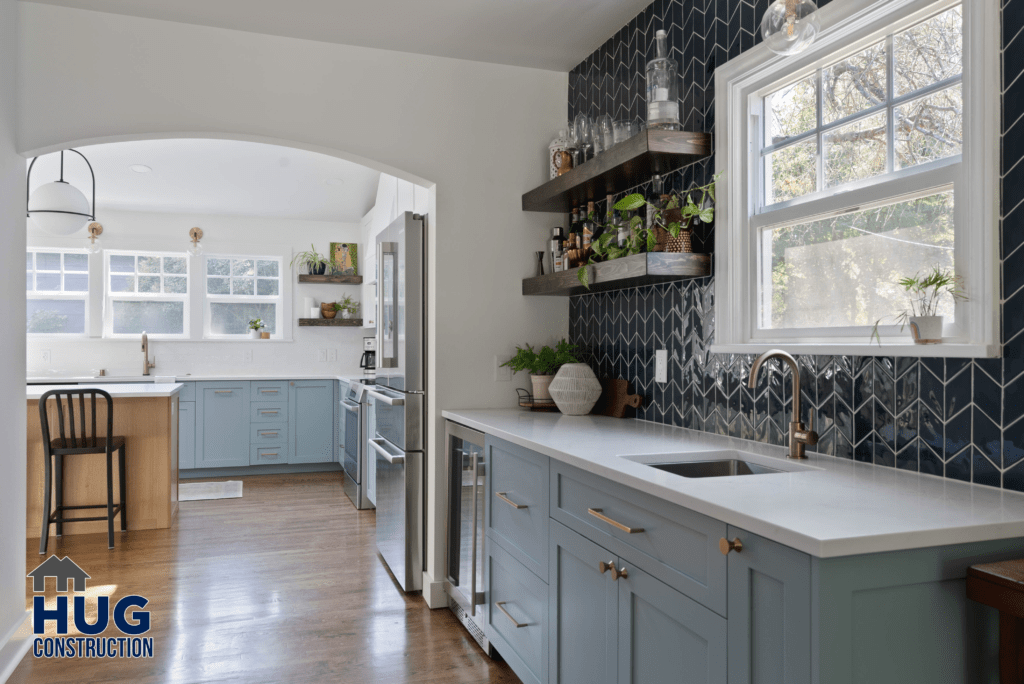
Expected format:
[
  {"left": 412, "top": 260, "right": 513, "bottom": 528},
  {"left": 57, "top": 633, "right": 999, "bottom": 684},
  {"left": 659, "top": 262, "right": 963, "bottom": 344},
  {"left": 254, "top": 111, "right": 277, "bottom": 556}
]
[{"left": 11, "top": 472, "right": 519, "bottom": 684}]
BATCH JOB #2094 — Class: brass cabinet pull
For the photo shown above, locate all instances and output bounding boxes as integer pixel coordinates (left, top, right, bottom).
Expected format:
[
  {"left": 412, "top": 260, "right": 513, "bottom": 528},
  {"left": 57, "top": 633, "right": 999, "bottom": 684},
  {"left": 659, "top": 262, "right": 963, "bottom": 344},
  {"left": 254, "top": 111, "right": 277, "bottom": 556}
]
[
  {"left": 495, "top": 601, "right": 527, "bottom": 628},
  {"left": 611, "top": 566, "right": 628, "bottom": 581},
  {"left": 262, "top": 452, "right": 279, "bottom": 457},
  {"left": 598, "top": 560, "right": 615, "bottom": 574},
  {"left": 495, "top": 492, "right": 527, "bottom": 510},
  {"left": 260, "top": 431, "right": 278, "bottom": 437},
  {"left": 260, "top": 389, "right": 279, "bottom": 394},
  {"left": 588, "top": 508, "right": 644, "bottom": 534},
  {"left": 261, "top": 410, "right": 279, "bottom": 414},
  {"left": 214, "top": 390, "right": 233, "bottom": 394},
  {"left": 719, "top": 537, "right": 743, "bottom": 555}
]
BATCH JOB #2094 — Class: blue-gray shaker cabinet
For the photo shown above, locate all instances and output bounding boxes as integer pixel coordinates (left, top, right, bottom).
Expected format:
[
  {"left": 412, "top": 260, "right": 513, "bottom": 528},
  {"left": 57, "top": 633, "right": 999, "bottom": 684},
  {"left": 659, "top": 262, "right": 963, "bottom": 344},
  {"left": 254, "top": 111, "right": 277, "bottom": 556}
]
[
  {"left": 486, "top": 539, "right": 549, "bottom": 684},
  {"left": 725, "top": 525, "right": 811, "bottom": 684},
  {"left": 178, "top": 400, "right": 196, "bottom": 470},
  {"left": 487, "top": 435, "right": 550, "bottom": 582},
  {"left": 548, "top": 520, "right": 618, "bottom": 684},
  {"left": 289, "top": 380, "right": 336, "bottom": 464},
  {"left": 194, "top": 381, "right": 251, "bottom": 468}
]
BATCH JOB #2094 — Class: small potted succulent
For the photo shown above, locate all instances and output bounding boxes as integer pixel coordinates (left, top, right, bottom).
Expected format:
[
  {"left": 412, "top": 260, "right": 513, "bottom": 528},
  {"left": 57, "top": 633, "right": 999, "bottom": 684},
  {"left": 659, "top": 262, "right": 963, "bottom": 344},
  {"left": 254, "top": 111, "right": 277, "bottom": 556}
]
[
  {"left": 872, "top": 266, "right": 967, "bottom": 345},
  {"left": 501, "top": 339, "right": 581, "bottom": 402},
  {"left": 248, "top": 318, "right": 264, "bottom": 339},
  {"left": 291, "top": 244, "right": 332, "bottom": 276}
]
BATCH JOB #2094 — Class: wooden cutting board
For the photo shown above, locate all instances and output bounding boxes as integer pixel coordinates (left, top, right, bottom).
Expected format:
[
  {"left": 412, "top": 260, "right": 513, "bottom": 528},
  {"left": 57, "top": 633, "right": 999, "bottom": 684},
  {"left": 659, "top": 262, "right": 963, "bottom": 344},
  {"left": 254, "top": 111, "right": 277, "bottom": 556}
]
[{"left": 591, "top": 378, "right": 642, "bottom": 418}]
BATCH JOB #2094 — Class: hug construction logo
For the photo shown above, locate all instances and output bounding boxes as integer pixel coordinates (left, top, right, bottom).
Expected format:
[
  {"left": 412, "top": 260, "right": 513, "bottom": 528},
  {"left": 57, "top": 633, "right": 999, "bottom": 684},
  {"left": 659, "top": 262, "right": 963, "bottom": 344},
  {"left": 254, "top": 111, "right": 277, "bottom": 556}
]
[{"left": 27, "top": 556, "right": 153, "bottom": 660}]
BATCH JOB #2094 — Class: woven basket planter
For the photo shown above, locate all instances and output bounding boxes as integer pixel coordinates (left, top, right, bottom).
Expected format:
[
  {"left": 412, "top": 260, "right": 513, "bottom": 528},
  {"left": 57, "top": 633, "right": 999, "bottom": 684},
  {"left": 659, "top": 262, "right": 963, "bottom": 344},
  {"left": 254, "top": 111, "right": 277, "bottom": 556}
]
[{"left": 548, "top": 363, "right": 603, "bottom": 415}]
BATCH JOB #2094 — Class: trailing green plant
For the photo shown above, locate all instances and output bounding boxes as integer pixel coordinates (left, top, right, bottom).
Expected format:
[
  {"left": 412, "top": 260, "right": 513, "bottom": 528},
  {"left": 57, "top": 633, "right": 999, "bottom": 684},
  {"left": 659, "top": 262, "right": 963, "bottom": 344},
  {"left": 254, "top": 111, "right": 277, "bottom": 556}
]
[
  {"left": 248, "top": 318, "right": 264, "bottom": 331},
  {"left": 870, "top": 266, "right": 967, "bottom": 345},
  {"left": 577, "top": 171, "right": 723, "bottom": 289},
  {"left": 335, "top": 294, "right": 359, "bottom": 315},
  {"left": 500, "top": 339, "right": 581, "bottom": 376},
  {"left": 290, "top": 244, "right": 332, "bottom": 274}
]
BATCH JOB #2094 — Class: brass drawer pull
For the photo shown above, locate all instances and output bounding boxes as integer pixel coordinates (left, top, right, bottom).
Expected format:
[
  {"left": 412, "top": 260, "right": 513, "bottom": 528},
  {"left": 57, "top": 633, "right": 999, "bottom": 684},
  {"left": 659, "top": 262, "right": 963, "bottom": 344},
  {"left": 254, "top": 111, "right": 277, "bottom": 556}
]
[
  {"left": 495, "top": 601, "right": 527, "bottom": 628},
  {"left": 719, "top": 537, "right": 743, "bottom": 555},
  {"left": 588, "top": 508, "right": 644, "bottom": 534},
  {"left": 259, "top": 431, "right": 279, "bottom": 437},
  {"left": 598, "top": 560, "right": 628, "bottom": 580},
  {"left": 262, "top": 452, "right": 279, "bottom": 457},
  {"left": 214, "top": 390, "right": 233, "bottom": 394},
  {"left": 260, "top": 389, "right": 279, "bottom": 393},
  {"left": 261, "top": 410, "right": 279, "bottom": 415},
  {"left": 495, "top": 492, "right": 527, "bottom": 510}
]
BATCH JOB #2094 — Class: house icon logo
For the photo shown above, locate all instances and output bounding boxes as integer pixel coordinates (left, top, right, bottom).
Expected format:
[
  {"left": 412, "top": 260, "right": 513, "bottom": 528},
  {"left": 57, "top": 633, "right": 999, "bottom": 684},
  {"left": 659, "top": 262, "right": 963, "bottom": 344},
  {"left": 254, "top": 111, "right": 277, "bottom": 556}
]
[
  {"left": 26, "top": 556, "right": 154, "bottom": 660},
  {"left": 26, "top": 556, "right": 90, "bottom": 593}
]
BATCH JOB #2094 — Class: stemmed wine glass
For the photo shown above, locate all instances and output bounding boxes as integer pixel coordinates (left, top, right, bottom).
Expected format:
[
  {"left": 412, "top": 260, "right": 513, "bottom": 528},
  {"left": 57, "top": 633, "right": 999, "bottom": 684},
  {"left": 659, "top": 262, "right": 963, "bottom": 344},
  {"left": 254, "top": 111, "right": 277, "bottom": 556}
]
[{"left": 573, "top": 114, "right": 593, "bottom": 164}]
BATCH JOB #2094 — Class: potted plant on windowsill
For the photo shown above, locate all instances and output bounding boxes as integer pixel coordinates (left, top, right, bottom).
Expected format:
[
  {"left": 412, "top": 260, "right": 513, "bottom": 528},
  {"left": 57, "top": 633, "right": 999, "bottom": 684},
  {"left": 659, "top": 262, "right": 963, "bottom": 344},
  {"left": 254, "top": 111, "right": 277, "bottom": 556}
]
[
  {"left": 501, "top": 339, "right": 581, "bottom": 402},
  {"left": 248, "top": 318, "right": 265, "bottom": 339},
  {"left": 872, "top": 266, "right": 967, "bottom": 345},
  {"left": 291, "top": 244, "right": 332, "bottom": 276}
]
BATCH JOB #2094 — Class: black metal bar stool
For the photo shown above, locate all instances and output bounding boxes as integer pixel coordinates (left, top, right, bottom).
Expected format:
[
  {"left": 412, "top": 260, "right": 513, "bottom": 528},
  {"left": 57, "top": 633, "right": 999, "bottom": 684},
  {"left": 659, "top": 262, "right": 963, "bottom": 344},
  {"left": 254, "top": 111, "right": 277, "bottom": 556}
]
[{"left": 38, "top": 388, "right": 127, "bottom": 554}]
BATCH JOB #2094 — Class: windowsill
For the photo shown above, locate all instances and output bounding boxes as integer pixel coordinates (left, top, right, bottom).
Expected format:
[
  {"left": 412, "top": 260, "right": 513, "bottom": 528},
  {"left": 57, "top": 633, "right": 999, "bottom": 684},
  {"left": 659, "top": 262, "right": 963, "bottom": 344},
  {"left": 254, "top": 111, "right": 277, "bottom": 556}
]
[{"left": 709, "top": 342, "right": 999, "bottom": 358}]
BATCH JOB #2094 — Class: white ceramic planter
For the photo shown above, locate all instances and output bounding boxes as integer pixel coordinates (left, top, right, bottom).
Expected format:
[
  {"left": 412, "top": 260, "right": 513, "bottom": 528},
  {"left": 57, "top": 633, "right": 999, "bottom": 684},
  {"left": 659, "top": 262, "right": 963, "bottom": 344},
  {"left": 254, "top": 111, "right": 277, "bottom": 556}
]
[
  {"left": 549, "top": 363, "right": 603, "bottom": 415},
  {"left": 530, "top": 374, "right": 555, "bottom": 402},
  {"left": 908, "top": 316, "right": 942, "bottom": 344},
  {"left": 249, "top": 329, "right": 261, "bottom": 339}
]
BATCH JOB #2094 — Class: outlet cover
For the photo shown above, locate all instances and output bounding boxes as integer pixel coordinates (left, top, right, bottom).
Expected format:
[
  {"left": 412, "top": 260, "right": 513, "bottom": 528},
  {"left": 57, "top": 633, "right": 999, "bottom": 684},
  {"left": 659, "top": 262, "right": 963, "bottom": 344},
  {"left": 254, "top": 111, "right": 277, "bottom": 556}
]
[
  {"left": 317, "top": 349, "right": 328, "bottom": 363},
  {"left": 495, "top": 355, "right": 512, "bottom": 382},
  {"left": 655, "top": 349, "right": 668, "bottom": 384},
  {"left": 40, "top": 349, "right": 51, "bottom": 364},
  {"left": 327, "top": 349, "right": 337, "bottom": 363},
  {"left": 243, "top": 350, "right": 253, "bottom": 364}
]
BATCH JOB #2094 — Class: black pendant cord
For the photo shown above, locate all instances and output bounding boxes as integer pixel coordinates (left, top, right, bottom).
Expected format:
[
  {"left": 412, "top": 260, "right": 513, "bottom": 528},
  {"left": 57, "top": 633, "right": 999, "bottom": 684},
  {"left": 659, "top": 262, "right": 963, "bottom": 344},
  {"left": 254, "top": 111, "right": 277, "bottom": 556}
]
[{"left": 26, "top": 148, "right": 96, "bottom": 221}]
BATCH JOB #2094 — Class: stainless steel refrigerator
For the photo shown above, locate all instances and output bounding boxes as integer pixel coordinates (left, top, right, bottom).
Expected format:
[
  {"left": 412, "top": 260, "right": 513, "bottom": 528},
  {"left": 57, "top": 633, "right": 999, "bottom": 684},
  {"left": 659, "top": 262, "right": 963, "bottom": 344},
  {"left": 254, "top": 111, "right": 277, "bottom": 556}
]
[{"left": 368, "top": 211, "right": 426, "bottom": 593}]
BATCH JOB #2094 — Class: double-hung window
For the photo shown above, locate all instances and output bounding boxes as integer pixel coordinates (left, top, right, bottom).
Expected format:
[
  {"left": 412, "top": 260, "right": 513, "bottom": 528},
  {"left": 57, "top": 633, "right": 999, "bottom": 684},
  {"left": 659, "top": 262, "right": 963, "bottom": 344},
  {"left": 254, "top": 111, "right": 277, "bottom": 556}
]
[
  {"left": 204, "top": 256, "right": 283, "bottom": 338},
  {"left": 715, "top": 0, "right": 999, "bottom": 356},
  {"left": 26, "top": 250, "right": 89, "bottom": 335},
  {"left": 105, "top": 251, "right": 190, "bottom": 338}
]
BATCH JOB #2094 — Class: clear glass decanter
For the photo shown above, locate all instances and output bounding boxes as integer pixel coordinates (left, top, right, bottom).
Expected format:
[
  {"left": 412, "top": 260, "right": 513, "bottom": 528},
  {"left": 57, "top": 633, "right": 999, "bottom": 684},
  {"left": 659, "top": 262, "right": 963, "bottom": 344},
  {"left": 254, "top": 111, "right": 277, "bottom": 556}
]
[{"left": 646, "top": 30, "right": 680, "bottom": 130}]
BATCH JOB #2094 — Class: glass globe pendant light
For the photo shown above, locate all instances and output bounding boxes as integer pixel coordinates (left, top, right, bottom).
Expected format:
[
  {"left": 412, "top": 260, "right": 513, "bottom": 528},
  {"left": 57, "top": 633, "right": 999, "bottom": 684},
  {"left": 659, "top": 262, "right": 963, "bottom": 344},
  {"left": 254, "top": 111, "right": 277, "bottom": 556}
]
[
  {"left": 761, "top": 0, "right": 820, "bottom": 56},
  {"left": 26, "top": 149, "right": 96, "bottom": 236}
]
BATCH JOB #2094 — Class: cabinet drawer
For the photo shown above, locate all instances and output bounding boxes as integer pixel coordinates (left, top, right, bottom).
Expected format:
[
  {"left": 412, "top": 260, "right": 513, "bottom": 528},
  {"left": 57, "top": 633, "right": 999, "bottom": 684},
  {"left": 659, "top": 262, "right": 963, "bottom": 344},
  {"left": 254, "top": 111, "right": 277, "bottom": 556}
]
[
  {"left": 487, "top": 540, "right": 548, "bottom": 684},
  {"left": 486, "top": 436, "right": 549, "bottom": 582},
  {"left": 551, "top": 462, "right": 727, "bottom": 616},
  {"left": 251, "top": 401, "right": 288, "bottom": 423},
  {"left": 250, "top": 445, "right": 288, "bottom": 465},
  {"left": 250, "top": 381, "right": 288, "bottom": 402},
  {"left": 251, "top": 423, "right": 287, "bottom": 446},
  {"left": 177, "top": 382, "right": 195, "bottom": 402}
]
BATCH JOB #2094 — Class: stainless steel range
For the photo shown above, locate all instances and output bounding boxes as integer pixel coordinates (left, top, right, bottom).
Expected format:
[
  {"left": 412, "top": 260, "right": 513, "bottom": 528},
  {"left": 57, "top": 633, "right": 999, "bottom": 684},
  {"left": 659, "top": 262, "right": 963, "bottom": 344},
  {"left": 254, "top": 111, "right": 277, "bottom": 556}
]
[{"left": 341, "top": 379, "right": 374, "bottom": 510}]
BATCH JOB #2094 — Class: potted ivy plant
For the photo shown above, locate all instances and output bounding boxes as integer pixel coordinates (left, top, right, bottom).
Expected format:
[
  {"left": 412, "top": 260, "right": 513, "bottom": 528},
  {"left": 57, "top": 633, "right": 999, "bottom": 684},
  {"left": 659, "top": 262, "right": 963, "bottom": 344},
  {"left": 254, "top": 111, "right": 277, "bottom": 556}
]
[
  {"left": 291, "top": 244, "right": 332, "bottom": 276},
  {"left": 871, "top": 266, "right": 967, "bottom": 345},
  {"left": 248, "top": 318, "right": 264, "bottom": 339},
  {"left": 500, "top": 339, "right": 581, "bottom": 401},
  {"left": 337, "top": 294, "right": 359, "bottom": 320}
]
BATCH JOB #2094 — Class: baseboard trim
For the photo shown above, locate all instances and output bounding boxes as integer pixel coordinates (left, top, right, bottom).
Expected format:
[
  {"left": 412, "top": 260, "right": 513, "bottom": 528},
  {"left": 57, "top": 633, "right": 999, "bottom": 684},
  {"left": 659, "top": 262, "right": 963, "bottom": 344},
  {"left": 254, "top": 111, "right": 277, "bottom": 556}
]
[
  {"left": 179, "top": 462, "right": 343, "bottom": 479},
  {"left": 0, "top": 611, "right": 31, "bottom": 684}
]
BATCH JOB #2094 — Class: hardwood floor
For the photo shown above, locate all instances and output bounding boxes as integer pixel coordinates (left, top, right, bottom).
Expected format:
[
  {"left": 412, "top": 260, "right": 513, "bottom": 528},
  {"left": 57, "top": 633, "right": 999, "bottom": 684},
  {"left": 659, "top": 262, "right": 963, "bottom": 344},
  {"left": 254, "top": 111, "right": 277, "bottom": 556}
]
[{"left": 12, "top": 472, "right": 520, "bottom": 684}]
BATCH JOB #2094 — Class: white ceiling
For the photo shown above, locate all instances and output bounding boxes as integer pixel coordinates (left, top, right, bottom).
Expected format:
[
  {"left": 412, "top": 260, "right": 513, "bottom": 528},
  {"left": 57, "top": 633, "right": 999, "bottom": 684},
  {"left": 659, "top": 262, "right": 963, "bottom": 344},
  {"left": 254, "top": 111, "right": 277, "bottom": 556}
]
[
  {"left": 22, "top": 0, "right": 650, "bottom": 71},
  {"left": 27, "top": 139, "right": 382, "bottom": 222}
]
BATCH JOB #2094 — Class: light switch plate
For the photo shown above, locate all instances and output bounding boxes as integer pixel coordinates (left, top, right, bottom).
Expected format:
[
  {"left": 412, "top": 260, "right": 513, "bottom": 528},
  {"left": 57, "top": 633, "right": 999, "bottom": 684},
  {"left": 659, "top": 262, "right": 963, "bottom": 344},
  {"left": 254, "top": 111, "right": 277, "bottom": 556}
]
[
  {"left": 40, "top": 349, "right": 51, "bottom": 364},
  {"left": 243, "top": 350, "right": 253, "bottom": 364},
  {"left": 655, "top": 349, "right": 668, "bottom": 383},
  {"left": 318, "top": 349, "right": 327, "bottom": 363},
  {"left": 327, "top": 349, "right": 337, "bottom": 362},
  {"left": 495, "top": 355, "right": 512, "bottom": 382}
]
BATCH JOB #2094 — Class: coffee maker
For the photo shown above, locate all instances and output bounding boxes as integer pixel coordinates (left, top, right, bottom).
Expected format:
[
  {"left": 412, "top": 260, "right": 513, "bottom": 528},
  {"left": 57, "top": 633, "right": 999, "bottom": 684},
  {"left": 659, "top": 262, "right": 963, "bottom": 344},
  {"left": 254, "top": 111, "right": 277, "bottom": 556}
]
[{"left": 360, "top": 337, "right": 376, "bottom": 375}]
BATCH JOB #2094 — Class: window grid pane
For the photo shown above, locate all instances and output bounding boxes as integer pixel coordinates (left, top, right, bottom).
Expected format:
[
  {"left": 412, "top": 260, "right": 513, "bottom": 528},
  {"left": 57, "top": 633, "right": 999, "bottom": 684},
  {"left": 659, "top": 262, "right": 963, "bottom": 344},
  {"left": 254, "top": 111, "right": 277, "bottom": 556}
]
[
  {"left": 26, "top": 250, "right": 91, "bottom": 295},
  {"left": 108, "top": 252, "right": 189, "bottom": 295},
  {"left": 205, "top": 255, "right": 283, "bottom": 336}
]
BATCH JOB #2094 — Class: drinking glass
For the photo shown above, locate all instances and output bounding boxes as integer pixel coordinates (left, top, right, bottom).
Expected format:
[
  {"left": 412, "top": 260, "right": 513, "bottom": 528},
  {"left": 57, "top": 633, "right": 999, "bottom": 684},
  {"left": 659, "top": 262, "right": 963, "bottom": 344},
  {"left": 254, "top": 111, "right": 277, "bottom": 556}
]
[
  {"left": 596, "top": 114, "right": 614, "bottom": 151},
  {"left": 573, "top": 113, "right": 593, "bottom": 162},
  {"left": 613, "top": 120, "right": 630, "bottom": 145}
]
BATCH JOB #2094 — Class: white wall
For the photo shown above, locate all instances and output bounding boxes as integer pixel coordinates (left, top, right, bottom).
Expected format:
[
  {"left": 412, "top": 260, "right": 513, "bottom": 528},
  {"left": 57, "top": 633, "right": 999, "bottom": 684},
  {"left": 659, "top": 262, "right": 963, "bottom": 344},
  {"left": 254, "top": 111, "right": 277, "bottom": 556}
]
[
  {"left": 16, "top": 4, "right": 568, "bottom": 609},
  {"left": 0, "top": 0, "right": 28, "bottom": 680},
  {"left": 26, "top": 209, "right": 370, "bottom": 378}
]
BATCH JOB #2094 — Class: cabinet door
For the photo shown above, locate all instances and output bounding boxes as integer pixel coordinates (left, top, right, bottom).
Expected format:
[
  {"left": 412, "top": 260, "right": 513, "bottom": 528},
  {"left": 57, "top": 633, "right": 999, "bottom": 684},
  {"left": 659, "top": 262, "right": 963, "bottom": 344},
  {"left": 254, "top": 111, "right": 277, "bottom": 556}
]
[
  {"left": 195, "top": 382, "right": 250, "bottom": 468},
  {"left": 289, "top": 380, "right": 336, "bottom": 464},
  {"left": 726, "top": 526, "right": 812, "bottom": 684},
  {"left": 618, "top": 562, "right": 727, "bottom": 684},
  {"left": 549, "top": 521, "right": 618, "bottom": 684},
  {"left": 178, "top": 401, "right": 196, "bottom": 470}
]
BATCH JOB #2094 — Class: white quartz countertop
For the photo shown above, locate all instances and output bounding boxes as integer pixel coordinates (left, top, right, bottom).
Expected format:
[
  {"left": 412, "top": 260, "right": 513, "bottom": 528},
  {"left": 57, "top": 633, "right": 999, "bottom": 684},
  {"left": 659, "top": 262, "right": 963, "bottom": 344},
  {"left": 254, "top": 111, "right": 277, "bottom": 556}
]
[
  {"left": 442, "top": 408, "right": 1024, "bottom": 558},
  {"left": 27, "top": 383, "right": 184, "bottom": 399},
  {"left": 28, "top": 374, "right": 375, "bottom": 384}
]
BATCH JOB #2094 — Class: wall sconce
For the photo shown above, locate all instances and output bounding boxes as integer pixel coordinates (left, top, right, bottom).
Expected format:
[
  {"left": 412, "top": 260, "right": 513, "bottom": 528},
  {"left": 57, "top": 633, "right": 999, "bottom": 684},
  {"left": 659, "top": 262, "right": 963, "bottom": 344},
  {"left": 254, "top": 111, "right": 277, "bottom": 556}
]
[
  {"left": 86, "top": 222, "right": 103, "bottom": 254},
  {"left": 187, "top": 227, "right": 204, "bottom": 256}
]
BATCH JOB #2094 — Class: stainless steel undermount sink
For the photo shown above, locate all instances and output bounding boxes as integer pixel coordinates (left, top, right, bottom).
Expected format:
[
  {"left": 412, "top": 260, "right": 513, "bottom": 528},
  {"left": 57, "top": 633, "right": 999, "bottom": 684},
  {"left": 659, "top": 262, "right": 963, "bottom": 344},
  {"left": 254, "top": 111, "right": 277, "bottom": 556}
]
[{"left": 649, "top": 459, "right": 783, "bottom": 478}]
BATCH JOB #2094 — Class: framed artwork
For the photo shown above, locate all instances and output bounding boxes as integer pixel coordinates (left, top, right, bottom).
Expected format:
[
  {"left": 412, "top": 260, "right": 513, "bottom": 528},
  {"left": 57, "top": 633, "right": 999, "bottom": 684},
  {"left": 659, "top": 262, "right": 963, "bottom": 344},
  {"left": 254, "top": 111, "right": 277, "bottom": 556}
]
[{"left": 330, "top": 242, "right": 358, "bottom": 276}]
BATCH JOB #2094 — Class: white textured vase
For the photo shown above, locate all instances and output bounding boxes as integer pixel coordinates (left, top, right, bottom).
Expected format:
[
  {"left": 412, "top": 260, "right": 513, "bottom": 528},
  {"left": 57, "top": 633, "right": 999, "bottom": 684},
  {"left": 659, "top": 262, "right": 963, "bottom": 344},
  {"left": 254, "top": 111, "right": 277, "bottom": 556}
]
[{"left": 549, "top": 363, "right": 603, "bottom": 415}]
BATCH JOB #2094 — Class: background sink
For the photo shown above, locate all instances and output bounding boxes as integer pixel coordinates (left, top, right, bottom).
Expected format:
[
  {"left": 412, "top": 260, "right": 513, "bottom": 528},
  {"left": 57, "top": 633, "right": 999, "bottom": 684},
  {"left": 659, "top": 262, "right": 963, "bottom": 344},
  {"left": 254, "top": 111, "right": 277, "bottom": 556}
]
[{"left": 650, "top": 459, "right": 783, "bottom": 478}]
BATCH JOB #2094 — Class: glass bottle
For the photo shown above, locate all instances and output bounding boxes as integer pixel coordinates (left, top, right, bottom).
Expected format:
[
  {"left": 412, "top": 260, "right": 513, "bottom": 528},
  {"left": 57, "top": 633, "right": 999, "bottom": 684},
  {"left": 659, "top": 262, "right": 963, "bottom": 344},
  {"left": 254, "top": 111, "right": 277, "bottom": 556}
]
[
  {"left": 582, "top": 201, "right": 596, "bottom": 253},
  {"left": 646, "top": 30, "right": 680, "bottom": 130},
  {"left": 549, "top": 226, "right": 564, "bottom": 273}
]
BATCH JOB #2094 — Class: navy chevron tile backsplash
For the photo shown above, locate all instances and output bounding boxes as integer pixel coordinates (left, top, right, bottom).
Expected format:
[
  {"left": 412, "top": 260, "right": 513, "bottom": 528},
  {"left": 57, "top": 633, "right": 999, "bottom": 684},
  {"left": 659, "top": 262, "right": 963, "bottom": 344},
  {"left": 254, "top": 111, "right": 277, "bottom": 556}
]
[{"left": 566, "top": 0, "right": 1024, "bottom": 491}]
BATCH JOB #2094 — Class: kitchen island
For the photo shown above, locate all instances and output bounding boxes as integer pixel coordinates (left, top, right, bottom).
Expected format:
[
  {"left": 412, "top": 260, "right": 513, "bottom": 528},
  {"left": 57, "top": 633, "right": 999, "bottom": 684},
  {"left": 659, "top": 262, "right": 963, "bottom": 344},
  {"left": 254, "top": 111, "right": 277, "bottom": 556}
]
[
  {"left": 26, "top": 383, "right": 183, "bottom": 538},
  {"left": 443, "top": 408, "right": 1024, "bottom": 684}
]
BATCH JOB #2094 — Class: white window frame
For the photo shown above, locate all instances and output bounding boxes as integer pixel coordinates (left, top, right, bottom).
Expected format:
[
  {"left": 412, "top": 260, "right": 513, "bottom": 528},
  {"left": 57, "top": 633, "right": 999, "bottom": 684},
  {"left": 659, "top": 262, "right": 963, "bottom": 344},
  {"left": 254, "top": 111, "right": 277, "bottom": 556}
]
[
  {"left": 26, "top": 248, "right": 91, "bottom": 338},
  {"left": 202, "top": 253, "right": 288, "bottom": 340},
  {"left": 714, "top": 0, "right": 999, "bottom": 358},
  {"left": 103, "top": 249, "right": 191, "bottom": 340}
]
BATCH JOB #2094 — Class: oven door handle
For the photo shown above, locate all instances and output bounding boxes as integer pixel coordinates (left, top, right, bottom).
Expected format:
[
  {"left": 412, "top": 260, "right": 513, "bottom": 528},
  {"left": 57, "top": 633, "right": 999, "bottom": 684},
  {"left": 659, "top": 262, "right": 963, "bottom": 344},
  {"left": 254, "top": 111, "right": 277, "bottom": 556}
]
[
  {"left": 342, "top": 402, "right": 360, "bottom": 413},
  {"left": 366, "top": 389, "right": 405, "bottom": 406},
  {"left": 369, "top": 437, "right": 404, "bottom": 464}
]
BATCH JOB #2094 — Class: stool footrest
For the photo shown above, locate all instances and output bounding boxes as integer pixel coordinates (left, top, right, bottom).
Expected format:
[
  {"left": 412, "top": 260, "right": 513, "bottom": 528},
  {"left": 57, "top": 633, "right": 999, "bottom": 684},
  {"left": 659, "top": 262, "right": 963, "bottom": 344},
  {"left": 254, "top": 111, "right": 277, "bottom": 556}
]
[{"left": 49, "top": 504, "right": 123, "bottom": 524}]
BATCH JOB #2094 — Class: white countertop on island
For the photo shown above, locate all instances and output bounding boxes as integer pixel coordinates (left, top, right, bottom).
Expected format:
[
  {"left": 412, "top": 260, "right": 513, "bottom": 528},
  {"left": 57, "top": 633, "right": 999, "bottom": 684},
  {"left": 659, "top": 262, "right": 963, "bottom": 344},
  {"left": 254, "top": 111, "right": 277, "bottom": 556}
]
[
  {"left": 27, "top": 373, "right": 376, "bottom": 384},
  {"left": 442, "top": 408, "right": 1024, "bottom": 558},
  {"left": 27, "top": 383, "right": 185, "bottom": 400}
]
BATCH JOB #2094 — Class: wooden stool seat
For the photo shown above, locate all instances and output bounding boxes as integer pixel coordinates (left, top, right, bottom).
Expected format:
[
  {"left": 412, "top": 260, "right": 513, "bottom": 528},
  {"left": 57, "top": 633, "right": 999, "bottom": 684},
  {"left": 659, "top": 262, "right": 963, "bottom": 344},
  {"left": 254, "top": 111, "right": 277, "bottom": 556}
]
[
  {"left": 967, "top": 559, "right": 1024, "bottom": 683},
  {"left": 38, "top": 389, "right": 128, "bottom": 554}
]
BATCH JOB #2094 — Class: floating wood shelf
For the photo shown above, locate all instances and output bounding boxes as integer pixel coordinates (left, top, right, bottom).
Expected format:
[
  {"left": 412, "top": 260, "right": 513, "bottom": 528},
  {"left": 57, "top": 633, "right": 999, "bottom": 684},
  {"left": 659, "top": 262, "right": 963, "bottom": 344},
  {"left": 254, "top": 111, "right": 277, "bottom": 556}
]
[
  {"left": 523, "top": 252, "right": 711, "bottom": 296},
  {"left": 522, "top": 130, "right": 712, "bottom": 213},
  {"left": 298, "top": 318, "right": 363, "bottom": 327},
  {"left": 298, "top": 274, "right": 363, "bottom": 284}
]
